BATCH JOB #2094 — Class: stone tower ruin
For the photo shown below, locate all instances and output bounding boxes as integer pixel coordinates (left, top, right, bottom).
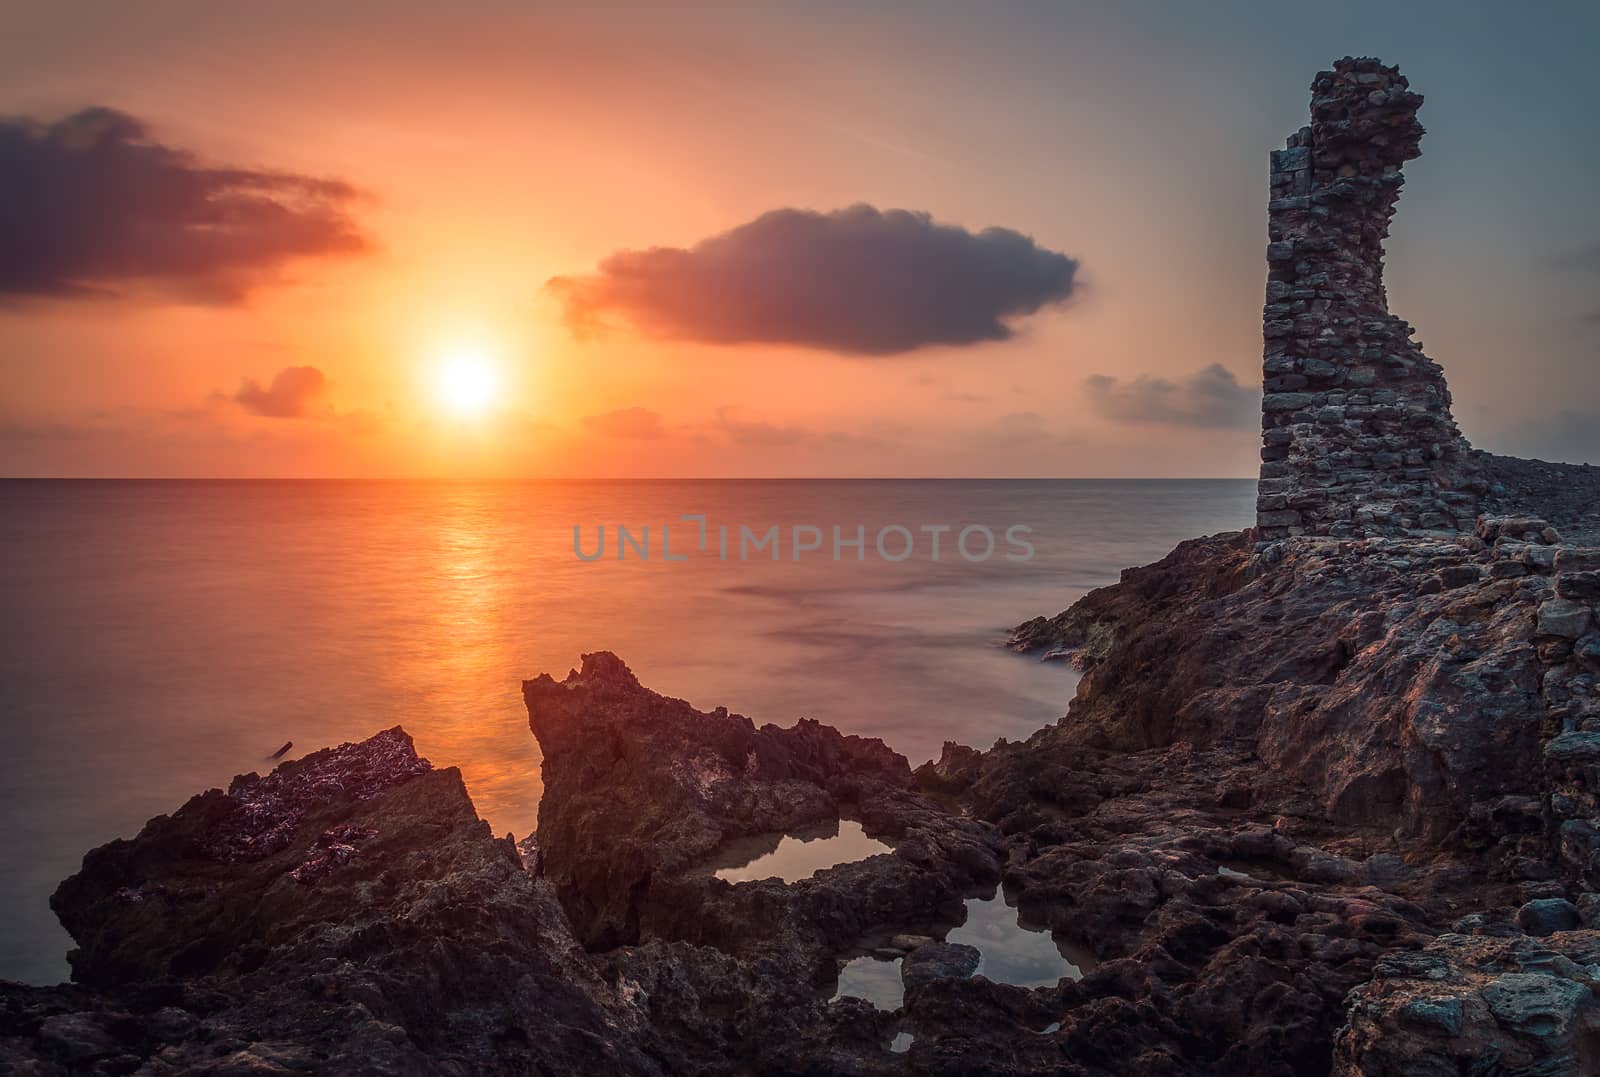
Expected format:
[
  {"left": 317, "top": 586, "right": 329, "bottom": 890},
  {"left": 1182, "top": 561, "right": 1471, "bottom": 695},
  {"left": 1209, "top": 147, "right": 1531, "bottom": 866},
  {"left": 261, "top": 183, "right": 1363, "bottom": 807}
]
[{"left": 1254, "top": 58, "right": 1483, "bottom": 544}]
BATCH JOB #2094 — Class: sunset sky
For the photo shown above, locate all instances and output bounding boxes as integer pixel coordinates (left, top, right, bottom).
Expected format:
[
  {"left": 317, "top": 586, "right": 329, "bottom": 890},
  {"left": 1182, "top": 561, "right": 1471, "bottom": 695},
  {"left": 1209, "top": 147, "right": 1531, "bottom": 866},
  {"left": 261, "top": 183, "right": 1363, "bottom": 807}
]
[{"left": 2, "top": 1, "right": 1596, "bottom": 478}]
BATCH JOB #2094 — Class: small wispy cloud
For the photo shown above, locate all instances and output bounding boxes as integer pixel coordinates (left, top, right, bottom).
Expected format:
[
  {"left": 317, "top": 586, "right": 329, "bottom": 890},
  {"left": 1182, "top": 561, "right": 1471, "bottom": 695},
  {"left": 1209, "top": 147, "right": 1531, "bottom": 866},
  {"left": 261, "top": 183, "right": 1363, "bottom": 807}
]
[
  {"left": 1083, "top": 363, "right": 1258, "bottom": 429},
  {"left": 233, "top": 366, "right": 327, "bottom": 418}
]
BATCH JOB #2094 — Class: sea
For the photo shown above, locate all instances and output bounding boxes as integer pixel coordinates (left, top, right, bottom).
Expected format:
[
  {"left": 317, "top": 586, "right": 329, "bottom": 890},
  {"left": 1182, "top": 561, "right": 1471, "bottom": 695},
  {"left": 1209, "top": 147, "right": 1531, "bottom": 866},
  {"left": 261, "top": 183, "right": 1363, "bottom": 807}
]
[{"left": 0, "top": 478, "right": 1255, "bottom": 984}]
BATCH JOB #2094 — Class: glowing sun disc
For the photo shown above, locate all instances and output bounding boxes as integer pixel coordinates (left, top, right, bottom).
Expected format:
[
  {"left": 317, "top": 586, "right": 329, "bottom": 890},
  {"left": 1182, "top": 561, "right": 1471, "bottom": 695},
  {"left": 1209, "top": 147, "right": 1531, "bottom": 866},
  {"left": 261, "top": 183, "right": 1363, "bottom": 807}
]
[{"left": 435, "top": 348, "right": 498, "bottom": 418}]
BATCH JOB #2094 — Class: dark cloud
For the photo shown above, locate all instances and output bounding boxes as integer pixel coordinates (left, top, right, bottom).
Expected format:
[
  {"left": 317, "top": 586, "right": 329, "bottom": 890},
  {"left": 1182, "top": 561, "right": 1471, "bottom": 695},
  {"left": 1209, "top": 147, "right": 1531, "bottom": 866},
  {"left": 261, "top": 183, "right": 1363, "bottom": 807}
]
[
  {"left": 1083, "top": 363, "right": 1257, "bottom": 428},
  {"left": 582, "top": 406, "right": 665, "bottom": 439},
  {"left": 0, "top": 107, "right": 366, "bottom": 302},
  {"left": 547, "top": 204, "right": 1078, "bottom": 355},
  {"left": 234, "top": 366, "right": 327, "bottom": 418}
]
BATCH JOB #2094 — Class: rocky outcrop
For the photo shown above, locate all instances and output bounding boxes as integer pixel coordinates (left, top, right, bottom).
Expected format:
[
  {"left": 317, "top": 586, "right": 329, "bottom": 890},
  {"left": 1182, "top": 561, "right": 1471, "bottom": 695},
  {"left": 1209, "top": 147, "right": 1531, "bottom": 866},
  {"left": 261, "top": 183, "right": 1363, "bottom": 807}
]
[
  {"left": 525, "top": 652, "right": 1011, "bottom": 1071},
  {"left": 523, "top": 654, "right": 1544, "bottom": 1074},
  {"left": 4, "top": 728, "right": 661, "bottom": 1075},
  {"left": 1256, "top": 58, "right": 1485, "bottom": 543},
  {"left": 524, "top": 651, "right": 924, "bottom": 950},
  {"left": 992, "top": 55, "right": 1600, "bottom": 1076},
  {"left": 51, "top": 728, "right": 433, "bottom": 986},
  {"left": 1029, "top": 510, "right": 1600, "bottom": 865},
  {"left": 1006, "top": 533, "right": 1250, "bottom": 667},
  {"left": 1007, "top": 57, "right": 1600, "bottom": 870}
]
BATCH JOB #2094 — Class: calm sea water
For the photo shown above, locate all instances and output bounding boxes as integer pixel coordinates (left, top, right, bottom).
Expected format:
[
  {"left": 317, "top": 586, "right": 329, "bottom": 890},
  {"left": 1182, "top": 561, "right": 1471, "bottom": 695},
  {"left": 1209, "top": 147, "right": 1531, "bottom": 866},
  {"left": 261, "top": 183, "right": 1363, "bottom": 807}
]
[{"left": 0, "top": 478, "right": 1254, "bottom": 984}]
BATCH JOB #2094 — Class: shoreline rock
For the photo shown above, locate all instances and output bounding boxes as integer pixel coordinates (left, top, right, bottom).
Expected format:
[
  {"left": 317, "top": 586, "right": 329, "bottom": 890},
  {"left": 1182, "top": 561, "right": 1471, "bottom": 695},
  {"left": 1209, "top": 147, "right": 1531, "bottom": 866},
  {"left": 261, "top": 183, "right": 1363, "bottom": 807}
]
[{"left": 7, "top": 727, "right": 664, "bottom": 1075}]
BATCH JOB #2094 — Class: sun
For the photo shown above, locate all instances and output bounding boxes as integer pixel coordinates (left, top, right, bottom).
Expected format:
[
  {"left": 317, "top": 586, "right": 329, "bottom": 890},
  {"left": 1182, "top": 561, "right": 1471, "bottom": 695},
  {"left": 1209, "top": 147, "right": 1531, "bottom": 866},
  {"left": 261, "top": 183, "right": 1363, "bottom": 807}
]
[{"left": 433, "top": 347, "right": 499, "bottom": 419}]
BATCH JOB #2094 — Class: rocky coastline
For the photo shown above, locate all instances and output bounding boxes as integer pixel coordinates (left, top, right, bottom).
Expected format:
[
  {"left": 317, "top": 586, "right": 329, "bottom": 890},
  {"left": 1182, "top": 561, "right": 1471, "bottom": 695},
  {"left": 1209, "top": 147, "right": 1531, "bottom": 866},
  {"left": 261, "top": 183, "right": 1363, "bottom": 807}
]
[{"left": 7, "top": 58, "right": 1600, "bottom": 1075}]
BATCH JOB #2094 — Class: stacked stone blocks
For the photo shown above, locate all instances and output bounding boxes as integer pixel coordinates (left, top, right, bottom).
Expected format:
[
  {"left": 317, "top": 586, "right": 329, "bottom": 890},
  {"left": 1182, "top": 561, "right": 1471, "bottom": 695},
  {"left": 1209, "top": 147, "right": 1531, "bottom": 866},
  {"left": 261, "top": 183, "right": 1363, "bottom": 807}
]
[{"left": 1255, "top": 58, "right": 1485, "bottom": 545}]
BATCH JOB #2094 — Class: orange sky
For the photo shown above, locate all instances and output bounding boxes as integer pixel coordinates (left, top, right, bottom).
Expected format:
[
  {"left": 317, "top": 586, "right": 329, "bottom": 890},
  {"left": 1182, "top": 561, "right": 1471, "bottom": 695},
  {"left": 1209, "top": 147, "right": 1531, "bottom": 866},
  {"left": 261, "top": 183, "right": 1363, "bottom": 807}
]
[{"left": 2, "top": 3, "right": 1596, "bottom": 477}]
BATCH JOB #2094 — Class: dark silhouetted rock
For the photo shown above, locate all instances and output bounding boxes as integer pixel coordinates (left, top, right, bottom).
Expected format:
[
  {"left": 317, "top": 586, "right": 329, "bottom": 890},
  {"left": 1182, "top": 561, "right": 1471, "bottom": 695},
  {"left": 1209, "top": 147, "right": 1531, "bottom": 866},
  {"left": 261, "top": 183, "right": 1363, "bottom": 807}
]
[{"left": 10, "top": 727, "right": 663, "bottom": 1075}]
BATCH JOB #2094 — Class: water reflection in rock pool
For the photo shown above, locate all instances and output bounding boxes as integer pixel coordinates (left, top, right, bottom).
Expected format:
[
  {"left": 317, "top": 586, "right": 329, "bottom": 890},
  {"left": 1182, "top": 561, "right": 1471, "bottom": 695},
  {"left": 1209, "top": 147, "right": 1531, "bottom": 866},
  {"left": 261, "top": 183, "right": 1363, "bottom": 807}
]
[
  {"left": 831, "top": 954, "right": 904, "bottom": 1009},
  {"left": 702, "top": 819, "right": 891, "bottom": 884},
  {"left": 828, "top": 889, "right": 1095, "bottom": 1011},
  {"left": 944, "top": 891, "right": 1096, "bottom": 988}
]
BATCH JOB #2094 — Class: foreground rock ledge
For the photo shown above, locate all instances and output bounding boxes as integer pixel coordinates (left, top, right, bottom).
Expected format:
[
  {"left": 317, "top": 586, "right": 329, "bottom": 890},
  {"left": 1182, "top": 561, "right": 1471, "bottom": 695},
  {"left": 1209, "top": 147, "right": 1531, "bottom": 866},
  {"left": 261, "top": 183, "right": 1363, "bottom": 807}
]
[
  {"left": 12, "top": 621, "right": 1600, "bottom": 1074},
  {"left": 4, "top": 728, "right": 661, "bottom": 1075}
]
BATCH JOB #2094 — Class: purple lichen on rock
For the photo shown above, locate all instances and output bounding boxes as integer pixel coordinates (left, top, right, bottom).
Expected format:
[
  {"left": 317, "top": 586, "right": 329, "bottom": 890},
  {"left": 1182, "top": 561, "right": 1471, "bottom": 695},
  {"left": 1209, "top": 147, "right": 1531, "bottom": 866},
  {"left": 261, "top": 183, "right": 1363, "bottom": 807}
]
[{"left": 203, "top": 726, "right": 430, "bottom": 862}]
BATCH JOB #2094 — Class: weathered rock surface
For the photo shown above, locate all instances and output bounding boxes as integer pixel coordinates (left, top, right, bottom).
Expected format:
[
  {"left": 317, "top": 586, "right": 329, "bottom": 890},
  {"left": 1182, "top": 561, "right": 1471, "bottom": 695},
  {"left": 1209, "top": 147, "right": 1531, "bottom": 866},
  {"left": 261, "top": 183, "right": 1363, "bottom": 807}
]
[
  {"left": 524, "top": 651, "right": 927, "bottom": 950},
  {"left": 1021, "top": 526, "right": 1600, "bottom": 854},
  {"left": 3, "top": 728, "right": 661, "bottom": 1075},
  {"left": 988, "top": 56, "right": 1600, "bottom": 1073},
  {"left": 526, "top": 652, "right": 1010, "bottom": 1072},
  {"left": 1336, "top": 931, "right": 1600, "bottom": 1075},
  {"left": 522, "top": 654, "right": 1467, "bottom": 1074},
  {"left": 1000, "top": 526, "right": 1600, "bottom": 1070}
]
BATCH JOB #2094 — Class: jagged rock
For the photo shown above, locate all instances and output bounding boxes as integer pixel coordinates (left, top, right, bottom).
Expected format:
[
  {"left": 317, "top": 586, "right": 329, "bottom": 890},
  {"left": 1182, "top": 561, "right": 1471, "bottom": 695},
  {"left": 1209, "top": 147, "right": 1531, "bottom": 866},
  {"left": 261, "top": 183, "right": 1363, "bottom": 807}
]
[
  {"left": 525, "top": 651, "right": 932, "bottom": 950},
  {"left": 1017, "top": 530, "right": 1565, "bottom": 844},
  {"left": 524, "top": 651, "right": 1010, "bottom": 1071},
  {"left": 1437, "top": 563, "right": 1482, "bottom": 589},
  {"left": 913, "top": 741, "right": 985, "bottom": 795},
  {"left": 9, "top": 727, "right": 662, "bottom": 1075},
  {"left": 1011, "top": 528, "right": 1248, "bottom": 662},
  {"left": 1006, "top": 606, "right": 1119, "bottom": 665}
]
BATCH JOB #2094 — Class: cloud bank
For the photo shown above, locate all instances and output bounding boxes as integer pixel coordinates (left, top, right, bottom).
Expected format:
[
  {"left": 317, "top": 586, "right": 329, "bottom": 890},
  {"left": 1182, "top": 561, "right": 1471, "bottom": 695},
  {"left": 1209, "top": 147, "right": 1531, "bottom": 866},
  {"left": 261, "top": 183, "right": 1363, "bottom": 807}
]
[
  {"left": 0, "top": 107, "right": 366, "bottom": 302},
  {"left": 547, "top": 204, "right": 1078, "bottom": 355},
  {"left": 1083, "top": 363, "right": 1257, "bottom": 428},
  {"left": 234, "top": 366, "right": 327, "bottom": 418}
]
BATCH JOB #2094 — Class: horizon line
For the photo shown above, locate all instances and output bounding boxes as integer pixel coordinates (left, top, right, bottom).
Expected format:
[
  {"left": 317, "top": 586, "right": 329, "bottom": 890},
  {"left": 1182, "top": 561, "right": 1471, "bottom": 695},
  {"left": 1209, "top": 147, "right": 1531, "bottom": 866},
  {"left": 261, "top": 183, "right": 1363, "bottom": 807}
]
[{"left": 0, "top": 474, "right": 1261, "bottom": 483}]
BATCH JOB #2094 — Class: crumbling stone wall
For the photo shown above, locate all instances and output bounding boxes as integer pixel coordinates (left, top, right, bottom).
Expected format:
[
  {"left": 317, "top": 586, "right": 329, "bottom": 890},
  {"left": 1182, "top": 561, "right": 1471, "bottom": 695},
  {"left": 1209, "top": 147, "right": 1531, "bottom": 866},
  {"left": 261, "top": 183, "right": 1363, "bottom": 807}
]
[{"left": 1255, "top": 58, "right": 1484, "bottom": 544}]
